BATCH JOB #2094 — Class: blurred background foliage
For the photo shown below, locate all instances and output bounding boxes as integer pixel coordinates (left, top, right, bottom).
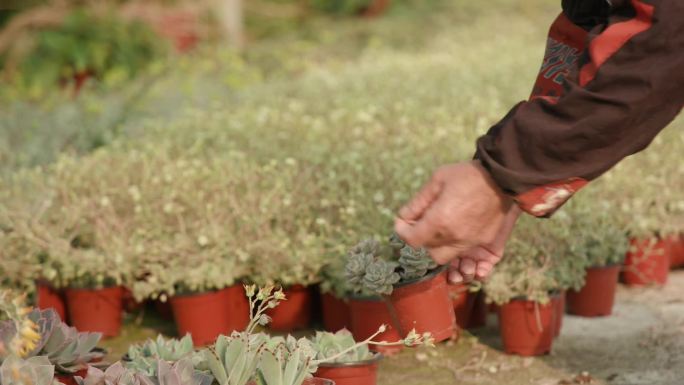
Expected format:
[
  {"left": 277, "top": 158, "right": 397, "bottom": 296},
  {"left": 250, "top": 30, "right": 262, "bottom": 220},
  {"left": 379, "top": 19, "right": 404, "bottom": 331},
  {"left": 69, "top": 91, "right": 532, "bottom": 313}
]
[{"left": 0, "top": 0, "right": 682, "bottom": 301}]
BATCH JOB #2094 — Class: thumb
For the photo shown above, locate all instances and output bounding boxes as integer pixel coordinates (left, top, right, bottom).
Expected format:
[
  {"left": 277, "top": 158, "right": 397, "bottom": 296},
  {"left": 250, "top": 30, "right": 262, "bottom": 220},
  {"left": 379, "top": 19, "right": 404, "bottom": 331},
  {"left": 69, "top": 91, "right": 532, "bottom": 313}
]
[{"left": 398, "top": 175, "right": 443, "bottom": 221}]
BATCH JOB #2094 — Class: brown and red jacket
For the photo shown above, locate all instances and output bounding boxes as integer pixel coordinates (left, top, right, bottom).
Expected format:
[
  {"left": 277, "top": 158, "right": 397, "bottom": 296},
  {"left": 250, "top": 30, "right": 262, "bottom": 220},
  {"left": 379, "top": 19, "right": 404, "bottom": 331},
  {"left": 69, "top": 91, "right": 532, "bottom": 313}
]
[{"left": 475, "top": 0, "right": 684, "bottom": 217}]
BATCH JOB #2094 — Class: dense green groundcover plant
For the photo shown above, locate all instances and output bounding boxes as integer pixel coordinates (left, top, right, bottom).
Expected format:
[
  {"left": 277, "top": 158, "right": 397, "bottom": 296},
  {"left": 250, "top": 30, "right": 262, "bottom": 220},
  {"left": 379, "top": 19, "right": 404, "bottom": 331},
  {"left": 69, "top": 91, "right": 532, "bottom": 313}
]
[
  {"left": 0, "top": 0, "right": 682, "bottom": 302},
  {"left": 1, "top": 8, "right": 166, "bottom": 97}
]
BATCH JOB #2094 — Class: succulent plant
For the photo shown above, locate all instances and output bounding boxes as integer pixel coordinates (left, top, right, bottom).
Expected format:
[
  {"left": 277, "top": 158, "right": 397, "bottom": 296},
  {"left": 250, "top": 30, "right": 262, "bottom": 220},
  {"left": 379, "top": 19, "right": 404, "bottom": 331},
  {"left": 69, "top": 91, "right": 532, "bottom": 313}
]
[
  {"left": 345, "top": 238, "right": 400, "bottom": 296},
  {"left": 75, "top": 362, "right": 153, "bottom": 385},
  {"left": 344, "top": 252, "right": 374, "bottom": 289},
  {"left": 0, "top": 356, "right": 58, "bottom": 385},
  {"left": 310, "top": 329, "right": 372, "bottom": 363},
  {"left": 255, "top": 335, "right": 317, "bottom": 385},
  {"left": 155, "top": 359, "right": 212, "bottom": 385},
  {"left": 398, "top": 246, "right": 437, "bottom": 281},
  {"left": 360, "top": 259, "right": 400, "bottom": 296},
  {"left": 125, "top": 335, "right": 203, "bottom": 377},
  {"left": 4, "top": 309, "right": 104, "bottom": 373},
  {"left": 202, "top": 332, "right": 267, "bottom": 385},
  {"left": 0, "top": 291, "right": 41, "bottom": 360},
  {"left": 388, "top": 233, "right": 406, "bottom": 255}
]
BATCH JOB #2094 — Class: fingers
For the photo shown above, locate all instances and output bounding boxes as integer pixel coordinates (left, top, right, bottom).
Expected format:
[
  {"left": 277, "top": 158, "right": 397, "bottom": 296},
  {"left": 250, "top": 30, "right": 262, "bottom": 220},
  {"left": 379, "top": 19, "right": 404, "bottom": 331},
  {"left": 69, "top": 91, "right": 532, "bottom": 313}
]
[
  {"left": 427, "top": 245, "right": 468, "bottom": 265},
  {"left": 394, "top": 210, "right": 444, "bottom": 248},
  {"left": 398, "top": 175, "right": 443, "bottom": 222}
]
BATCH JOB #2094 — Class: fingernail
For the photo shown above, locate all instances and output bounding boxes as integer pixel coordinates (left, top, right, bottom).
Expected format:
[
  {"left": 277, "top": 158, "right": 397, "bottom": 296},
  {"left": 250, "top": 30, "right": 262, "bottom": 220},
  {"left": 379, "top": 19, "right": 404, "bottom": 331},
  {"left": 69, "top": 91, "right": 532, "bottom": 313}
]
[{"left": 449, "top": 272, "right": 463, "bottom": 284}]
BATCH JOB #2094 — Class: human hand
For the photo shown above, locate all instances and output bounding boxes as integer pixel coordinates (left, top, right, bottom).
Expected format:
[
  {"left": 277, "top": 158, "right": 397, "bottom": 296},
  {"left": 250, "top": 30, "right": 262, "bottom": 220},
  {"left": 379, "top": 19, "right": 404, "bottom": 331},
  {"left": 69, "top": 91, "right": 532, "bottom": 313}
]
[{"left": 394, "top": 160, "right": 517, "bottom": 280}]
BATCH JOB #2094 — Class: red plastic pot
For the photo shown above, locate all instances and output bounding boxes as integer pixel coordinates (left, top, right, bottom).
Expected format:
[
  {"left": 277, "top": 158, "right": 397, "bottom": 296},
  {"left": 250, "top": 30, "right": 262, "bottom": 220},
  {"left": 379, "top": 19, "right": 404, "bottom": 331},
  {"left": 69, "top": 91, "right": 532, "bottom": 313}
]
[
  {"left": 36, "top": 281, "right": 67, "bottom": 322},
  {"left": 65, "top": 286, "right": 123, "bottom": 337},
  {"left": 567, "top": 265, "right": 620, "bottom": 317},
  {"left": 315, "top": 355, "right": 381, "bottom": 385},
  {"left": 467, "top": 290, "right": 488, "bottom": 329},
  {"left": 348, "top": 297, "right": 403, "bottom": 356},
  {"left": 267, "top": 285, "right": 313, "bottom": 332},
  {"left": 170, "top": 285, "right": 249, "bottom": 346},
  {"left": 321, "top": 293, "right": 352, "bottom": 332},
  {"left": 667, "top": 234, "right": 684, "bottom": 269},
  {"left": 551, "top": 291, "right": 565, "bottom": 338},
  {"left": 622, "top": 238, "right": 670, "bottom": 286},
  {"left": 498, "top": 297, "right": 555, "bottom": 356},
  {"left": 448, "top": 283, "right": 475, "bottom": 329},
  {"left": 389, "top": 268, "right": 456, "bottom": 342},
  {"left": 55, "top": 368, "right": 87, "bottom": 385}
]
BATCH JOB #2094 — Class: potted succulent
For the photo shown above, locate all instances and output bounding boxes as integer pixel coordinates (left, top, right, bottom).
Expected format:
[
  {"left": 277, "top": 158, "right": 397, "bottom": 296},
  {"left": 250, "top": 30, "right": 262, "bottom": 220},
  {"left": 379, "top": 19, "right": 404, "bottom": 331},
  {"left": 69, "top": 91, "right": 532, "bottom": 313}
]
[
  {"left": 560, "top": 201, "right": 629, "bottom": 317},
  {"left": 0, "top": 307, "right": 106, "bottom": 385},
  {"left": 202, "top": 285, "right": 432, "bottom": 385},
  {"left": 123, "top": 334, "right": 208, "bottom": 381},
  {"left": 310, "top": 329, "right": 381, "bottom": 385},
  {"left": 75, "top": 358, "right": 211, "bottom": 385},
  {"left": 345, "top": 236, "right": 456, "bottom": 344}
]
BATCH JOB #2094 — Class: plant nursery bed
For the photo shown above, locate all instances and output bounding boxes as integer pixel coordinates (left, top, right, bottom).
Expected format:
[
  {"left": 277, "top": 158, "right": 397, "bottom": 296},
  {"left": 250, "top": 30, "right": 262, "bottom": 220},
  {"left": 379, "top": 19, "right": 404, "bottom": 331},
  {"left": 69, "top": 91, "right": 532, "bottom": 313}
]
[{"left": 97, "top": 272, "right": 684, "bottom": 385}]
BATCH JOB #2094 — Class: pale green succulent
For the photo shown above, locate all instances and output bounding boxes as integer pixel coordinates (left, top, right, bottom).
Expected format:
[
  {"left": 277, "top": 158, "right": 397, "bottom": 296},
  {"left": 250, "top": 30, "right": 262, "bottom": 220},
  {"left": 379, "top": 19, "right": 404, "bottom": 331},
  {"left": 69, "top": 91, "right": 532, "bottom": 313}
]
[
  {"left": 361, "top": 259, "right": 400, "bottom": 296},
  {"left": 398, "top": 246, "right": 437, "bottom": 281},
  {"left": 0, "top": 356, "right": 58, "bottom": 385},
  {"left": 75, "top": 362, "right": 153, "bottom": 385},
  {"left": 310, "top": 329, "right": 372, "bottom": 363},
  {"left": 255, "top": 335, "right": 317, "bottom": 385},
  {"left": 154, "top": 359, "right": 213, "bottom": 385},
  {"left": 388, "top": 233, "right": 406, "bottom": 255},
  {"left": 349, "top": 239, "right": 380, "bottom": 255},
  {"left": 344, "top": 252, "right": 374, "bottom": 288},
  {"left": 0, "top": 308, "right": 103, "bottom": 373},
  {"left": 202, "top": 332, "right": 267, "bottom": 385},
  {"left": 125, "top": 335, "right": 203, "bottom": 377}
]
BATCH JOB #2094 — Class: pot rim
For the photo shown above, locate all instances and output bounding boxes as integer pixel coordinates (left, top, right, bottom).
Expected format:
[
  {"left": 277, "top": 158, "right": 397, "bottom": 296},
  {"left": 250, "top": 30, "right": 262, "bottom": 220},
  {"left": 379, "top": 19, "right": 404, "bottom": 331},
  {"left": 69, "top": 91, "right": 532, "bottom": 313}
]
[
  {"left": 393, "top": 265, "right": 446, "bottom": 289},
  {"left": 317, "top": 352, "right": 383, "bottom": 368},
  {"left": 509, "top": 292, "right": 561, "bottom": 303}
]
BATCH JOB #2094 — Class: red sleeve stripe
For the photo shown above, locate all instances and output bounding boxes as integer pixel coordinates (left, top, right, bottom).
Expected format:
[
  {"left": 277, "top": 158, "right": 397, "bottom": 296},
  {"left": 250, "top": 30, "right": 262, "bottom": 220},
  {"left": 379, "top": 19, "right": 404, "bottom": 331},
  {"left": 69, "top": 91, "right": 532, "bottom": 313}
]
[{"left": 579, "top": 0, "right": 655, "bottom": 87}]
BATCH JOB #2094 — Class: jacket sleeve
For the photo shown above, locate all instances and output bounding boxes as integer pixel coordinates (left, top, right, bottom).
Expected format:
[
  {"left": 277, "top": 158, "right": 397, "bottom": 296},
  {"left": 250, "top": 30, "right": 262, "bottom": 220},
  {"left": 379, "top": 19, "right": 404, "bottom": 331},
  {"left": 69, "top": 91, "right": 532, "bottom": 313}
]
[{"left": 475, "top": 0, "right": 684, "bottom": 217}]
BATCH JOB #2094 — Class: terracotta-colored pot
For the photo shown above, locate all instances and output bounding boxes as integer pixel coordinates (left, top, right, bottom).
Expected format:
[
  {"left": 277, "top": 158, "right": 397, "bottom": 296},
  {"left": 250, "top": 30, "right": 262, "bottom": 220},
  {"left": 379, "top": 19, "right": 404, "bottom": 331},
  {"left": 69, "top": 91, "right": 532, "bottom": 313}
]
[
  {"left": 467, "top": 290, "right": 488, "bottom": 329},
  {"left": 498, "top": 297, "right": 555, "bottom": 356},
  {"left": 55, "top": 368, "right": 88, "bottom": 385},
  {"left": 448, "top": 283, "right": 475, "bottom": 329},
  {"left": 315, "top": 355, "right": 381, "bottom": 385},
  {"left": 170, "top": 285, "right": 249, "bottom": 346},
  {"left": 622, "top": 238, "right": 670, "bottom": 286},
  {"left": 321, "top": 293, "right": 352, "bottom": 332},
  {"left": 267, "top": 285, "right": 313, "bottom": 332},
  {"left": 348, "top": 297, "right": 403, "bottom": 356},
  {"left": 389, "top": 268, "right": 456, "bottom": 342},
  {"left": 36, "top": 281, "right": 67, "bottom": 322},
  {"left": 65, "top": 286, "right": 123, "bottom": 337},
  {"left": 551, "top": 291, "right": 565, "bottom": 338},
  {"left": 667, "top": 234, "right": 684, "bottom": 269},
  {"left": 567, "top": 265, "right": 620, "bottom": 317}
]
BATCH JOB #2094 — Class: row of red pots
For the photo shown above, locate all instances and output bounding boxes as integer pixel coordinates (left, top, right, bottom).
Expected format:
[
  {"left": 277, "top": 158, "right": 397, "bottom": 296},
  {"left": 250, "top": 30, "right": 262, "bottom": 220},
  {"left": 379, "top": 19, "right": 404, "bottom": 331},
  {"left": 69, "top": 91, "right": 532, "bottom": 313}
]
[{"left": 36, "top": 282, "right": 124, "bottom": 337}]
